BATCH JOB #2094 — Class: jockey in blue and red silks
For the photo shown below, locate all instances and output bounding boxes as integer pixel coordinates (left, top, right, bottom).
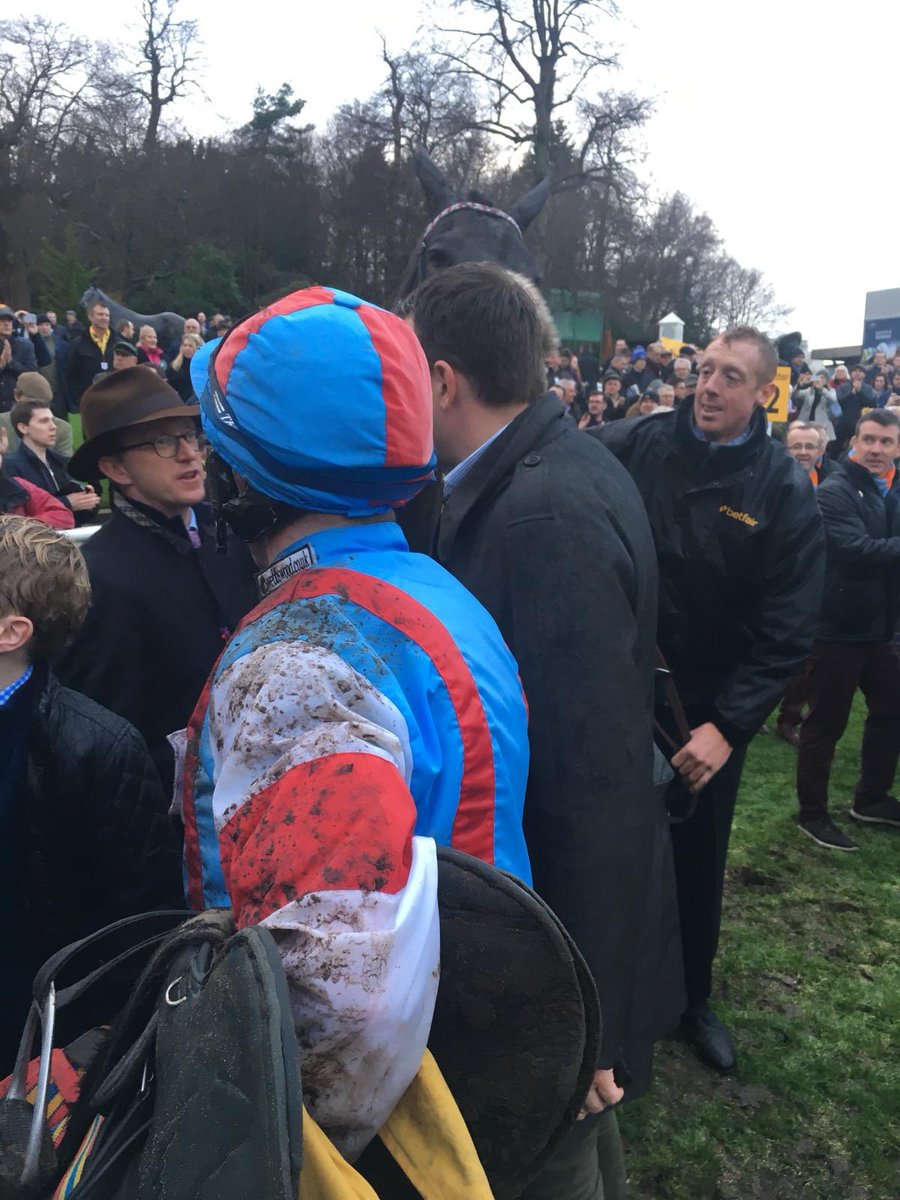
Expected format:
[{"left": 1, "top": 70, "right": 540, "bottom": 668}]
[{"left": 177, "top": 287, "right": 531, "bottom": 1160}]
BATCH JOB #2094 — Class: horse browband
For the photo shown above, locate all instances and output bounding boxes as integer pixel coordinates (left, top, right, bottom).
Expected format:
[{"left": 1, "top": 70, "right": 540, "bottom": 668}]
[{"left": 420, "top": 201, "right": 522, "bottom": 246}]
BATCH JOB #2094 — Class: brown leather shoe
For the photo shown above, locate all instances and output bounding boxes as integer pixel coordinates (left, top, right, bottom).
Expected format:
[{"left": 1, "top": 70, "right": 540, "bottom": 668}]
[{"left": 775, "top": 722, "right": 801, "bottom": 748}]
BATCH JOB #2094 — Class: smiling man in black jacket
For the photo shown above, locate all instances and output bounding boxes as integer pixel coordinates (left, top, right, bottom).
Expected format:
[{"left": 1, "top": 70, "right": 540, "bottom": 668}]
[
  {"left": 796, "top": 408, "right": 900, "bottom": 850},
  {"left": 592, "top": 327, "right": 824, "bottom": 1075},
  {"left": 56, "top": 369, "right": 257, "bottom": 786},
  {"left": 408, "top": 263, "right": 684, "bottom": 1200}
]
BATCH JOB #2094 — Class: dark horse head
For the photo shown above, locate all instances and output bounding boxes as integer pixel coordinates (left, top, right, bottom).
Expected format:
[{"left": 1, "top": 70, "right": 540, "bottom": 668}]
[{"left": 396, "top": 147, "right": 552, "bottom": 301}]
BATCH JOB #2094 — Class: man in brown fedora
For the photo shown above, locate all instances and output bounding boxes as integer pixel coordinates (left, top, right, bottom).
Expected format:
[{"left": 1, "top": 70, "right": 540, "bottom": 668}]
[{"left": 56, "top": 368, "right": 256, "bottom": 785}]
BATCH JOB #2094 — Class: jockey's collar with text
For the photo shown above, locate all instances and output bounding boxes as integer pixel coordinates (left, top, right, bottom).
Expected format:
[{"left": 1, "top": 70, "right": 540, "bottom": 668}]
[{"left": 415, "top": 201, "right": 523, "bottom": 285}]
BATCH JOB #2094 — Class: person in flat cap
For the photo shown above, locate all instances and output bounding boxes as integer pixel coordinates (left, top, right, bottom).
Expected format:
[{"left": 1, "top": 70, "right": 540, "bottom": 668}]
[
  {"left": 179, "top": 285, "right": 531, "bottom": 1158},
  {"left": 89, "top": 338, "right": 140, "bottom": 385},
  {"left": 56, "top": 367, "right": 257, "bottom": 786},
  {"left": 0, "top": 372, "right": 74, "bottom": 458},
  {"left": 111, "top": 339, "right": 140, "bottom": 373}
]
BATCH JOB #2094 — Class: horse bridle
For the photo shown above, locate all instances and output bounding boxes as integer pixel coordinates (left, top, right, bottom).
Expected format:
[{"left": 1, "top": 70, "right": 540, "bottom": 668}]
[{"left": 415, "top": 201, "right": 523, "bottom": 286}]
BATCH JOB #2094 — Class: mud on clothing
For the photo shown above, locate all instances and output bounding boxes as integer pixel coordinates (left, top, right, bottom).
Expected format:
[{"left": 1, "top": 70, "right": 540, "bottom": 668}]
[{"left": 179, "top": 520, "right": 530, "bottom": 1159}]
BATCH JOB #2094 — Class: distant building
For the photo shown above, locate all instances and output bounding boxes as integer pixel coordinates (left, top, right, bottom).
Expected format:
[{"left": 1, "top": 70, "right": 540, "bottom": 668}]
[
  {"left": 861, "top": 288, "right": 900, "bottom": 361},
  {"left": 812, "top": 288, "right": 900, "bottom": 366}
]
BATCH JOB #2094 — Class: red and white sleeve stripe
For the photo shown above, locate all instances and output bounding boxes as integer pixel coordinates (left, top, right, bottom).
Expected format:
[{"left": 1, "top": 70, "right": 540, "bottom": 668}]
[{"left": 207, "top": 640, "right": 439, "bottom": 1160}]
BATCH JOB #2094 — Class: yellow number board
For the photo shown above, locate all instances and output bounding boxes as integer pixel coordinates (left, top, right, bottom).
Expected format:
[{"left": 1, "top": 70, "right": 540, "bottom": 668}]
[{"left": 765, "top": 365, "right": 791, "bottom": 423}]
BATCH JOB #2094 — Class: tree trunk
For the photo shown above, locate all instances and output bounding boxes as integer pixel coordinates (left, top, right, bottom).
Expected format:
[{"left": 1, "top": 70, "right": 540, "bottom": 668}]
[
  {"left": 143, "top": 50, "right": 162, "bottom": 151},
  {"left": 533, "top": 64, "right": 555, "bottom": 179}
]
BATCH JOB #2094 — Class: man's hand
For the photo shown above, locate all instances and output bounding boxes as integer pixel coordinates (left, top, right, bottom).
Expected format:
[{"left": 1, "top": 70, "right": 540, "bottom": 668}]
[
  {"left": 577, "top": 412, "right": 591, "bottom": 430},
  {"left": 0, "top": 339, "right": 11, "bottom": 370},
  {"left": 577, "top": 1068, "right": 624, "bottom": 1120},
  {"left": 671, "top": 722, "right": 733, "bottom": 793},
  {"left": 70, "top": 487, "right": 101, "bottom": 512},
  {"left": 0, "top": 424, "right": 7, "bottom": 466},
  {"left": 852, "top": 378, "right": 862, "bottom": 393}
]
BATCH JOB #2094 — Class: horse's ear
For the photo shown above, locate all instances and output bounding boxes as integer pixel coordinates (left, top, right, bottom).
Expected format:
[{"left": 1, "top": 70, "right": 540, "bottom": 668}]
[
  {"left": 415, "top": 146, "right": 457, "bottom": 215},
  {"left": 510, "top": 175, "right": 553, "bottom": 231}
]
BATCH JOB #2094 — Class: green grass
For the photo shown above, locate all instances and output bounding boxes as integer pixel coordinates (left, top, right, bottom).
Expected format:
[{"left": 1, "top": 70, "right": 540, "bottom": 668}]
[
  {"left": 620, "top": 700, "right": 900, "bottom": 1199},
  {"left": 69, "top": 413, "right": 111, "bottom": 508}
]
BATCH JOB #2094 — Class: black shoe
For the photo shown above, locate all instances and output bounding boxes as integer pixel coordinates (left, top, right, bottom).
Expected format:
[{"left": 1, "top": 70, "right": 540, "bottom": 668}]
[
  {"left": 680, "top": 1003, "right": 736, "bottom": 1074},
  {"left": 849, "top": 796, "right": 900, "bottom": 828},
  {"left": 775, "top": 722, "right": 801, "bottom": 748},
  {"left": 798, "top": 816, "right": 859, "bottom": 851}
]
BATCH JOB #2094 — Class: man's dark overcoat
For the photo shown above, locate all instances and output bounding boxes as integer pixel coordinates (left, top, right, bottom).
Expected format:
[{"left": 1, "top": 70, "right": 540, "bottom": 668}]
[{"left": 436, "top": 393, "right": 685, "bottom": 1095}]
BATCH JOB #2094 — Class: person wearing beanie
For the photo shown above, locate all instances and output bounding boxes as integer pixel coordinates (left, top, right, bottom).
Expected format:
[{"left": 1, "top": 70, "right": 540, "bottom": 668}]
[
  {"left": 55, "top": 367, "right": 257, "bottom": 785},
  {"left": 622, "top": 347, "right": 650, "bottom": 395},
  {"left": 179, "top": 285, "right": 532, "bottom": 1159}
]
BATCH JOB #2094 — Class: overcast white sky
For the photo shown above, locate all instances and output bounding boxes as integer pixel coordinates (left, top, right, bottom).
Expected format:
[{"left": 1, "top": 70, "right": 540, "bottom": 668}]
[{"left": 36, "top": 0, "right": 899, "bottom": 347}]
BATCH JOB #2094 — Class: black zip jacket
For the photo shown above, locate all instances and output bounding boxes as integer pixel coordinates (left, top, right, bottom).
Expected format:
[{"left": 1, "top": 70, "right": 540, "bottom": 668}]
[
  {"left": 591, "top": 403, "right": 824, "bottom": 745},
  {"left": 834, "top": 382, "right": 877, "bottom": 447},
  {"left": 2, "top": 441, "right": 87, "bottom": 513},
  {"left": 56, "top": 499, "right": 257, "bottom": 778},
  {"left": 66, "top": 328, "right": 116, "bottom": 406},
  {"left": 815, "top": 459, "right": 900, "bottom": 642},
  {"left": 1, "top": 664, "right": 184, "bottom": 1074}
]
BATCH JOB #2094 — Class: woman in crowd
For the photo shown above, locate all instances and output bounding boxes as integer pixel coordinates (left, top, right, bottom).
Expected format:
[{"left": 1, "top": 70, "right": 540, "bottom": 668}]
[
  {"left": 136, "top": 325, "right": 167, "bottom": 377},
  {"left": 794, "top": 370, "right": 841, "bottom": 443},
  {"left": 870, "top": 372, "right": 891, "bottom": 407},
  {"left": 165, "top": 333, "right": 204, "bottom": 402}
]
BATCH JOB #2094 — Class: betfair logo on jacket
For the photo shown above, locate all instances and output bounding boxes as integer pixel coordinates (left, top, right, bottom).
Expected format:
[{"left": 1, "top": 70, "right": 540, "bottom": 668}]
[{"left": 719, "top": 504, "right": 759, "bottom": 528}]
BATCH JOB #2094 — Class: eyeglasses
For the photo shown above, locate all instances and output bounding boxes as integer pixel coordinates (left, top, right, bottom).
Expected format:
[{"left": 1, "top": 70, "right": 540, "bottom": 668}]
[{"left": 118, "top": 431, "right": 207, "bottom": 458}]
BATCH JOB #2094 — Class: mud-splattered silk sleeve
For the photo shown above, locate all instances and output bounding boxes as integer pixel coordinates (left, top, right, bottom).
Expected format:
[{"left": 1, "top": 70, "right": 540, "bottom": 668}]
[{"left": 182, "top": 638, "right": 439, "bottom": 1161}]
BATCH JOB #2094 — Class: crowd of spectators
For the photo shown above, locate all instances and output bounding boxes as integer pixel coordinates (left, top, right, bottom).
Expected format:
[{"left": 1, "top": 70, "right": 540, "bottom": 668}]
[
  {"left": 546, "top": 337, "right": 900, "bottom": 453},
  {"left": 546, "top": 338, "right": 701, "bottom": 427},
  {"left": 0, "top": 304, "right": 230, "bottom": 421}
]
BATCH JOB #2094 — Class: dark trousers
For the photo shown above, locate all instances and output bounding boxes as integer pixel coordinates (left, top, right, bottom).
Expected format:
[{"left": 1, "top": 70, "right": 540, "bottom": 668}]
[
  {"left": 778, "top": 662, "right": 810, "bottom": 727},
  {"left": 796, "top": 641, "right": 900, "bottom": 821},
  {"left": 668, "top": 742, "right": 748, "bottom": 1009},
  {"left": 520, "top": 1109, "right": 627, "bottom": 1200}
]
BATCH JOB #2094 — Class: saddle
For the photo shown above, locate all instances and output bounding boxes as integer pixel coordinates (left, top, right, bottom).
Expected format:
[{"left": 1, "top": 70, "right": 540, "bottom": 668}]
[{"left": 0, "top": 847, "right": 599, "bottom": 1200}]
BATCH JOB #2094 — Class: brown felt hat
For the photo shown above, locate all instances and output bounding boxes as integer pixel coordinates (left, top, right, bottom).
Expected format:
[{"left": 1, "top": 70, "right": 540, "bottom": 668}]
[{"left": 68, "top": 366, "right": 199, "bottom": 478}]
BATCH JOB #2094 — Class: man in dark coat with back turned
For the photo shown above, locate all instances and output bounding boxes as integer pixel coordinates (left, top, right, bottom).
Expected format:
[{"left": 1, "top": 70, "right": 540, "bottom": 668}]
[
  {"left": 591, "top": 326, "right": 824, "bottom": 1074},
  {"left": 408, "top": 263, "right": 684, "bottom": 1200},
  {"left": 56, "top": 369, "right": 257, "bottom": 786}
]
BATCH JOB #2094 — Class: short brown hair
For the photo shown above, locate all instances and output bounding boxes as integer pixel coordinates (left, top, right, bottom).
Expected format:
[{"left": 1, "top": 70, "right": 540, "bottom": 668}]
[
  {"left": 0, "top": 517, "right": 91, "bottom": 659},
  {"left": 407, "top": 262, "right": 547, "bottom": 409},
  {"left": 10, "top": 398, "right": 52, "bottom": 437},
  {"left": 856, "top": 408, "right": 900, "bottom": 436},
  {"left": 717, "top": 325, "right": 778, "bottom": 386}
]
